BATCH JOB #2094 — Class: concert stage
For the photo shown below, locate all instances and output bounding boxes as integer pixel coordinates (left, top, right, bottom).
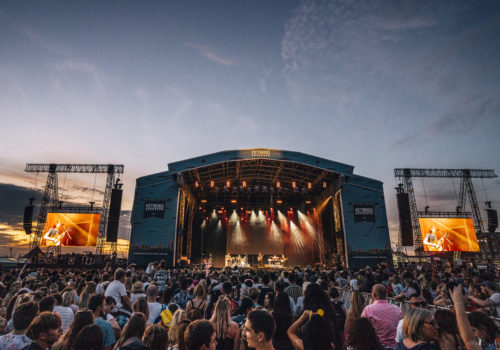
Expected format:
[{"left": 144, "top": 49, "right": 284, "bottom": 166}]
[{"left": 128, "top": 149, "right": 392, "bottom": 269}]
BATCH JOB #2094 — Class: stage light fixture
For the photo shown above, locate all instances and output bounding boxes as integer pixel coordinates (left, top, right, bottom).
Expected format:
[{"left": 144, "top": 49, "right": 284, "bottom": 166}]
[
  {"left": 276, "top": 200, "right": 283, "bottom": 204},
  {"left": 201, "top": 199, "right": 207, "bottom": 203},
  {"left": 305, "top": 200, "right": 311, "bottom": 204},
  {"left": 307, "top": 182, "right": 312, "bottom": 189},
  {"left": 323, "top": 182, "right": 327, "bottom": 188},
  {"left": 231, "top": 199, "right": 237, "bottom": 204},
  {"left": 210, "top": 180, "right": 215, "bottom": 187},
  {"left": 226, "top": 181, "right": 230, "bottom": 187},
  {"left": 242, "top": 181, "right": 247, "bottom": 187},
  {"left": 276, "top": 181, "right": 280, "bottom": 188},
  {"left": 195, "top": 181, "right": 199, "bottom": 187},
  {"left": 292, "top": 181, "right": 296, "bottom": 188}
]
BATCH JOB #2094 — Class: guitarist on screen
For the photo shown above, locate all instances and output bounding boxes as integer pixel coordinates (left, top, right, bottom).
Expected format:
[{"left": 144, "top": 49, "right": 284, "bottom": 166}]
[{"left": 43, "top": 222, "right": 61, "bottom": 245}]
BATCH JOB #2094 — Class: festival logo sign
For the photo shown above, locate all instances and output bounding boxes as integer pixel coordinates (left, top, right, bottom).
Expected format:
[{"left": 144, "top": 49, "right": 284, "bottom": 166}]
[
  {"left": 143, "top": 200, "right": 165, "bottom": 218},
  {"left": 353, "top": 204, "right": 375, "bottom": 222}
]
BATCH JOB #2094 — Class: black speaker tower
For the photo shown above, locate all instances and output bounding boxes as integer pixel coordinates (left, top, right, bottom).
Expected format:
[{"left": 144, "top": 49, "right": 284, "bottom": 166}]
[
  {"left": 397, "top": 192, "right": 413, "bottom": 246},
  {"left": 106, "top": 181, "right": 123, "bottom": 242}
]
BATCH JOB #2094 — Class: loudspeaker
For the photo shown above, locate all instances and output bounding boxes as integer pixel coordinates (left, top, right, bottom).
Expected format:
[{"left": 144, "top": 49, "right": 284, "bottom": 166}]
[
  {"left": 106, "top": 188, "right": 122, "bottom": 242},
  {"left": 23, "top": 205, "right": 34, "bottom": 235},
  {"left": 397, "top": 193, "right": 413, "bottom": 246},
  {"left": 486, "top": 209, "right": 498, "bottom": 233}
]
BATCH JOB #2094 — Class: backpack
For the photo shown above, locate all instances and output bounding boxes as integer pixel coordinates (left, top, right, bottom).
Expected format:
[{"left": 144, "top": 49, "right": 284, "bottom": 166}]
[{"left": 154, "top": 304, "right": 167, "bottom": 324}]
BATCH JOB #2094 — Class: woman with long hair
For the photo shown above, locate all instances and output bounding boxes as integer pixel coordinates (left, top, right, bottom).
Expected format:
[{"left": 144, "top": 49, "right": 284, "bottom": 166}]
[
  {"left": 346, "top": 317, "right": 384, "bottom": 350},
  {"left": 209, "top": 297, "right": 240, "bottom": 350},
  {"left": 288, "top": 310, "right": 335, "bottom": 350},
  {"left": 52, "top": 309, "right": 94, "bottom": 350},
  {"left": 264, "top": 292, "right": 275, "bottom": 312},
  {"left": 303, "top": 283, "right": 342, "bottom": 350},
  {"left": 272, "top": 292, "right": 294, "bottom": 350},
  {"left": 186, "top": 284, "right": 208, "bottom": 315},
  {"left": 143, "top": 324, "right": 168, "bottom": 350},
  {"left": 434, "top": 309, "right": 464, "bottom": 350},
  {"left": 345, "top": 291, "right": 365, "bottom": 338},
  {"left": 113, "top": 312, "right": 147, "bottom": 350},
  {"left": 78, "top": 281, "right": 96, "bottom": 309},
  {"left": 133, "top": 297, "right": 150, "bottom": 322},
  {"left": 168, "top": 309, "right": 187, "bottom": 349}
]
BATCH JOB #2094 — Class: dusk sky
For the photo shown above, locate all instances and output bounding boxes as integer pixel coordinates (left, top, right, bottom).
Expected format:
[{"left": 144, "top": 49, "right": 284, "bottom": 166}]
[{"left": 1, "top": 0, "right": 499, "bottom": 256}]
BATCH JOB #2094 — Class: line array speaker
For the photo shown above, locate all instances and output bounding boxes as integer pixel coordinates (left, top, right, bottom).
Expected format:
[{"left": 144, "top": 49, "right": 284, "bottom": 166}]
[
  {"left": 106, "top": 188, "right": 122, "bottom": 242},
  {"left": 397, "top": 193, "right": 413, "bottom": 246},
  {"left": 23, "top": 205, "right": 34, "bottom": 235},
  {"left": 486, "top": 209, "right": 498, "bottom": 233}
]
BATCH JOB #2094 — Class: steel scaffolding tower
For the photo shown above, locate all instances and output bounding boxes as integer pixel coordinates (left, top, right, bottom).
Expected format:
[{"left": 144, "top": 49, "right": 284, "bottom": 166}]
[
  {"left": 394, "top": 168, "right": 497, "bottom": 257},
  {"left": 25, "top": 163, "right": 124, "bottom": 253}
]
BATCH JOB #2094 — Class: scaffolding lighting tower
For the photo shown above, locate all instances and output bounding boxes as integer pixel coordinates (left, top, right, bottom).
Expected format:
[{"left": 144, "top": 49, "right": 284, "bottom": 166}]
[{"left": 25, "top": 163, "right": 124, "bottom": 254}]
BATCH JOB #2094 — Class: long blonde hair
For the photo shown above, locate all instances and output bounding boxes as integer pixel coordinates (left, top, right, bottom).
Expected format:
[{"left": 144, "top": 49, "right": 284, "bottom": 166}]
[
  {"left": 168, "top": 309, "right": 187, "bottom": 346},
  {"left": 210, "top": 297, "right": 231, "bottom": 340},
  {"left": 350, "top": 291, "right": 365, "bottom": 318}
]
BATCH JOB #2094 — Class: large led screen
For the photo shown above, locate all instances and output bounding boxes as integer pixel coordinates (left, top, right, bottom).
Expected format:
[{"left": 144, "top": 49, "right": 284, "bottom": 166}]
[
  {"left": 42, "top": 213, "right": 100, "bottom": 247},
  {"left": 419, "top": 218, "right": 479, "bottom": 252}
]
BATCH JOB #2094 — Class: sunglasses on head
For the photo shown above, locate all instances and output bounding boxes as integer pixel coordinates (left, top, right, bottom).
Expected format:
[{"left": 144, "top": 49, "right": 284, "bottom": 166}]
[{"left": 411, "top": 301, "right": 428, "bottom": 307}]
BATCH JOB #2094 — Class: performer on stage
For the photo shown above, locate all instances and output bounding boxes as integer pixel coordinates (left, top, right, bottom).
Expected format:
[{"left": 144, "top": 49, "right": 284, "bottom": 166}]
[
  {"left": 43, "top": 222, "right": 61, "bottom": 245},
  {"left": 423, "top": 227, "right": 440, "bottom": 251}
]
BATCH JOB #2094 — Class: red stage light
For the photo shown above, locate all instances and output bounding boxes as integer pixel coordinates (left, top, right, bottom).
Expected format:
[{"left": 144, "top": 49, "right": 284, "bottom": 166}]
[
  {"left": 231, "top": 199, "right": 237, "bottom": 204},
  {"left": 305, "top": 200, "right": 311, "bottom": 204},
  {"left": 276, "top": 200, "right": 283, "bottom": 204},
  {"left": 201, "top": 199, "right": 207, "bottom": 203}
]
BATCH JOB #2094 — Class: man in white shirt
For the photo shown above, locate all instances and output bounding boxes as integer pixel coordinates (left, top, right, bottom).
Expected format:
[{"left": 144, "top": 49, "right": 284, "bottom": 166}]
[
  {"left": 104, "top": 268, "right": 132, "bottom": 313},
  {"left": 146, "top": 285, "right": 162, "bottom": 324}
]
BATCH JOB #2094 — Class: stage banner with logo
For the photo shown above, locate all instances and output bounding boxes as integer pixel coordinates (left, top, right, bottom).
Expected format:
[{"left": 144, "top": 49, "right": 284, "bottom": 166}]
[
  {"left": 353, "top": 204, "right": 375, "bottom": 223},
  {"left": 143, "top": 200, "right": 165, "bottom": 218}
]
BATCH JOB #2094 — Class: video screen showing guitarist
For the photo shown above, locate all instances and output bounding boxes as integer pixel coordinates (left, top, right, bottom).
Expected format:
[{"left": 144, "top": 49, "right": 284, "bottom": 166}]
[{"left": 423, "top": 227, "right": 456, "bottom": 252}]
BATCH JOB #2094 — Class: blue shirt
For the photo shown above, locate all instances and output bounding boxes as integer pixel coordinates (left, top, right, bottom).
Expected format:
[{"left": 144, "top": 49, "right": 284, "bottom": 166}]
[{"left": 95, "top": 317, "right": 115, "bottom": 347}]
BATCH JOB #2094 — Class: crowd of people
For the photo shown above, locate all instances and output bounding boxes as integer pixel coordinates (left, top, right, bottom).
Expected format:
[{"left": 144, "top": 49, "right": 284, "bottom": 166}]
[{"left": 0, "top": 258, "right": 499, "bottom": 350}]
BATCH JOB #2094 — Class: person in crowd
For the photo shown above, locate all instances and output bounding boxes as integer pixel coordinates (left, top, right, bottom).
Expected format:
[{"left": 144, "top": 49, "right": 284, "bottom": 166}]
[
  {"left": 168, "top": 309, "right": 187, "bottom": 349},
  {"left": 345, "top": 291, "right": 366, "bottom": 340},
  {"left": 468, "top": 281, "right": 500, "bottom": 316},
  {"left": 52, "top": 309, "right": 94, "bottom": 350},
  {"left": 434, "top": 309, "right": 464, "bottom": 350},
  {"left": 361, "top": 284, "right": 402, "bottom": 349},
  {"left": 328, "top": 287, "right": 346, "bottom": 335},
  {"left": 89, "top": 294, "right": 116, "bottom": 350},
  {"left": 173, "top": 280, "right": 194, "bottom": 310},
  {"left": 39, "top": 295, "right": 55, "bottom": 313},
  {"left": 231, "top": 297, "right": 253, "bottom": 327},
  {"left": 133, "top": 298, "right": 150, "bottom": 322},
  {"left": 153, "top": 261, "right": 170, "bottom": 293},
  {"left": 346, "top": 317, "right": 384, "bottom": 350},
  {"left": 209, "top": 297, "right": 240, "bottom": 350},
  {"left": 78, "top": 281, "right": 96, "bottom": 309},
  {"left": 53, "top": 293, "right": 74, "bottom": 333},
  {"left": 105, "top": 268, "right": 133, "bottom": 314},
  {"left": 433, "top": 284, "right": 453, "bottom": 307},
  {"left": 264, "top": 292, "right": 275, "bottom": 312},
  {"left": 142, "top": 324, "right": 168, "bottom": 350},
  {"left": 248, "top": 288, "right": 260, "bottom": 309},
  {"left": 284, "top": 274, "right": 301, "bottom": 304},
  {"left": 131, "top": 282, "right": 146, "bottom": 305},
  {"left": 396, "top": 308, "right": 439, "bottom": 350},
  {"left": 395, "top": 294, "right": 428, "bottom": 343},
  {"left": 271, "top": 292, "right": 294, "bottom": 350},
  {"left": 104, "top": 296, "right": 121, "bottom": 339},
  {"left": 245, "top": 309, "right": 275, "bottom": 350},
  {"left": 287, "top": 309, "right": 334, "bottom": 350},
  {"left": 146, "top": 285, "right": 162, "bottom": 325},
  {"left": 185, "top": 319, "right": 217, "bottom": 350},
  {"left": 467, "top": 312, "right": 498, "bottom": 350},
  {"left": 187, "top": 284, "right": 208, "bottom": 315},
  {"left": 113, "top": 312, "right": 147, "bottom": 350},
  {"left": 25, "top": 312, "right": 63, "bottom": 350},
  {"left": 0, "top": 301, "right": 38, "bottom": 350},
  {"left": 73, "top": 324, "right": 104, "bottom": 350},
  {"left": 258, "top": 275, "right": 274, "bottom": 307},
  {"left": 176, "top": 319, "right": 191, "bottom": 350}
]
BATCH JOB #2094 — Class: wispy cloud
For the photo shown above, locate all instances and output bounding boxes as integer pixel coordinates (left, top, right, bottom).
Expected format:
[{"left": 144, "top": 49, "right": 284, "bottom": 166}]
[{"left": 183, "top": 42, "right": 237, "bottom": 66}]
